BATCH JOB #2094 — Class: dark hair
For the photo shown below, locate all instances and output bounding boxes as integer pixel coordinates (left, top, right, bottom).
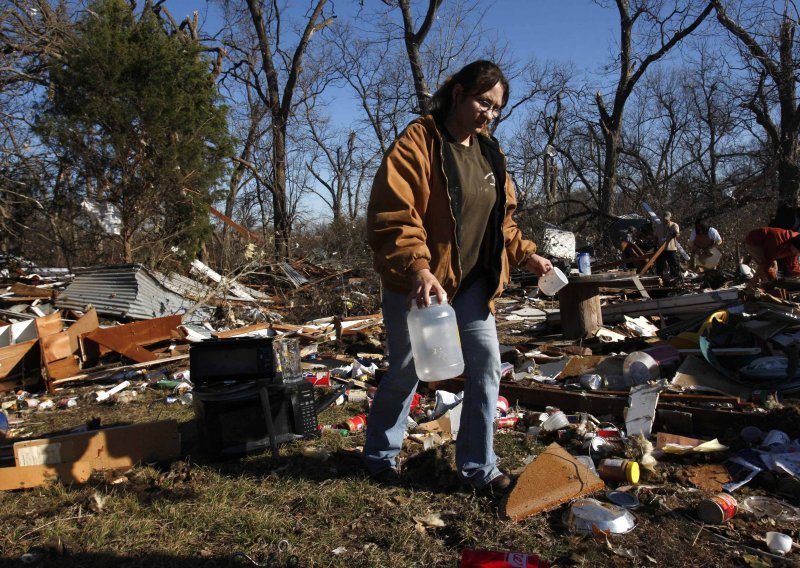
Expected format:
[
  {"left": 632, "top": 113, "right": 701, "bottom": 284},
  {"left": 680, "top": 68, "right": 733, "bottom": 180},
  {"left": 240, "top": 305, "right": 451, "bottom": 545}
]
[
  {"left": 426, "top": 60, "right": 509, "bottom": 121},
  {"left": 695, "top": 219, "right": 709, "bottom": 233},
  {"left": 791, "top": 234, "right": 800, "bottom": 250}
]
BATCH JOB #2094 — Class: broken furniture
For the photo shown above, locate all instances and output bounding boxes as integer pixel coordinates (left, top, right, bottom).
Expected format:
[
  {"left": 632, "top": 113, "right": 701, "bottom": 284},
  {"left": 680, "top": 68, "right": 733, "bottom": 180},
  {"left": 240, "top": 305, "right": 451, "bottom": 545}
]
[{"left": 556, "top": 271, "right": 639, "bottom": 339}]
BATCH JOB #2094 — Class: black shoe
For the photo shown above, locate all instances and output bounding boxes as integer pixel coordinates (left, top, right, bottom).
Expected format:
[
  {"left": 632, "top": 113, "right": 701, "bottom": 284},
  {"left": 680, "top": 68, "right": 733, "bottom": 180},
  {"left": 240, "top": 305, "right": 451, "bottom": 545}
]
[
  {"left": 370, "top": 467, "right": 402, "bottom": 486},
  {"left": 477, "top": 473, "right": 512, "bottom": 497}
]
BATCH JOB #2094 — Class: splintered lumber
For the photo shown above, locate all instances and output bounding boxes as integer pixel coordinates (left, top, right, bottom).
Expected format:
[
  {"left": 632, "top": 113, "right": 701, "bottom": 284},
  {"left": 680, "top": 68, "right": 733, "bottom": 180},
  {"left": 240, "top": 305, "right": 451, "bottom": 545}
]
[
  {"left": 40, "top": 308, "right": 100, "bottom": 385},
  {"left": 639, "top": 240, "right": 667, "bottom": 275},
  {"left": 503, "top": 443, "right": 605, "bottom": 521},
  {"left": 0, "top": 339, "right": 39, "bottom": 383},
  {"left": 81, "top": 315, "right": 182, "bottom": 363}
]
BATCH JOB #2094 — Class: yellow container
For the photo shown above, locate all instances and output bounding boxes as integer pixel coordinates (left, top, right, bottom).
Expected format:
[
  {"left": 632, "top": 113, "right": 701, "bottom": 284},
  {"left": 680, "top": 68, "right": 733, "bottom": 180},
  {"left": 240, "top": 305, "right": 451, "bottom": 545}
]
[{"left": 598, "top": 459, "right": 640, "bottom": 484}]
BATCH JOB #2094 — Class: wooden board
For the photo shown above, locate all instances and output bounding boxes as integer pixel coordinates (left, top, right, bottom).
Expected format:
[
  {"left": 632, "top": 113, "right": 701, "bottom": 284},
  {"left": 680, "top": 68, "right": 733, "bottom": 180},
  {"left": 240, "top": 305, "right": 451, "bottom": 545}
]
[
  {"left": 33, "top": 311, "right": 62, "bottom": 338},
  {"left": 13, "top": 420, "right": 180, "bottom": 471},
  {"left": 0, "top": 339, "right": 40, "bottom": 381},
  {"left": 81, "top": 315, "right": 181, "bottom": 363}
]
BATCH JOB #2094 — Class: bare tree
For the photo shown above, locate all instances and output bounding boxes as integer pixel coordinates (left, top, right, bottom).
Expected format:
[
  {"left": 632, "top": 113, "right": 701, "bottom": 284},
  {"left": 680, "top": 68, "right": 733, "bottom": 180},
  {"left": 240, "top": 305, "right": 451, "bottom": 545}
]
[
  {"left": 380, "top": 0, "right": 443, "bottom": 112},
  {"left": 302, "top": 100, "right": 373, "bottom": 223},
  {"left": 244, "top": 0, "right": 335, "bottom": 259},
  {"left": 712, "top": 0, "right": 800, "bottom": 227},
  {"left": 593, "top": 0, "right": 714, "bottom": 230},
  {"left": 0, "top": 1, "right": 72, "bottom": 256}
]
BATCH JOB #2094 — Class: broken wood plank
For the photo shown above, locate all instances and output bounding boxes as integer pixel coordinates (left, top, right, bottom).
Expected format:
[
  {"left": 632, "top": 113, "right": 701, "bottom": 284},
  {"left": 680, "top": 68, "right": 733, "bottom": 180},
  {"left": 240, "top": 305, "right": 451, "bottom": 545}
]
[
  {"left": 0, "top": 339, "right": 39, "bottom": 381},
  {"left": 49, "top": 353, "right": 189, "bottom": 388},
  {"left": 13, "top": 420, "right": 180, "bottom": 471},
  {"left": 436, "top": 379, "right": 764, "bottom": 435},
  {"left": 9, "top": 282, "right": 55, "bottom": 299},
  {"left": 212, "top": 323, "right": 271, "bottom": 338},
  {"left": 548, "top": 289, "right": 741, "bottom": 325},
  {"left": 81, "top": 315, "right": 182, "bottom": 364},
  {"left": 639, "top": 240, "right": 667, "bottom": 275},
  {"left": 33, "top": 311, "right": 62, "bottom": 338}
]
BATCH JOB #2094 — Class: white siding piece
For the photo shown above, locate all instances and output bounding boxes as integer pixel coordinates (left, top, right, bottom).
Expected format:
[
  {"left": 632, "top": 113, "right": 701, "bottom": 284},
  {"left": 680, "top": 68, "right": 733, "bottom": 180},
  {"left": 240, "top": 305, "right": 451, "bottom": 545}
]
[
  {"left": 189, "top": 259, "right": 256, "bottom": 301},
  {"left": 625, "top": 383, "right": 664, "bottom": 438}
]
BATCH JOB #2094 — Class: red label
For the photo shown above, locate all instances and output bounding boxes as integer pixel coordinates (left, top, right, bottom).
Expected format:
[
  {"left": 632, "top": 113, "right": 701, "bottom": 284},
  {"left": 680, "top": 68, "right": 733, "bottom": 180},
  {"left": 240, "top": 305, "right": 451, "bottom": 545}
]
[{"left": 460, "top": 549, "right": 551, "bottom": 567}]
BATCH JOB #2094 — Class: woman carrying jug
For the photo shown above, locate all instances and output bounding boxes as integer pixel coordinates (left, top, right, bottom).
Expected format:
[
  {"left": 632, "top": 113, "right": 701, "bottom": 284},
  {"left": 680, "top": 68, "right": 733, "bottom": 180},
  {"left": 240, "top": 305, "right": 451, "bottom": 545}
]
[{"left": 364, "top": 60, "right": 552, "bottom": 495}]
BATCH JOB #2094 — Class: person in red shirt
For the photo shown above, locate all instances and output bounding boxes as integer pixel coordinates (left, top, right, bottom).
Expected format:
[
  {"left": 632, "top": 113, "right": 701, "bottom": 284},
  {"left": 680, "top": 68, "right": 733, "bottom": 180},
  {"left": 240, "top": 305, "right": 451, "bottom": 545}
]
[{"left": 744, "top": 226, "right": 800, "bottom": 281}]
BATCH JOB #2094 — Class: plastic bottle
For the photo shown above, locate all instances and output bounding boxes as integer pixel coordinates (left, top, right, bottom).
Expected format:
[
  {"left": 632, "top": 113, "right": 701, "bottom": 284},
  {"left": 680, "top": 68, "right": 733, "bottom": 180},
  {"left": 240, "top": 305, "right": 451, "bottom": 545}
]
[{"left": 406, "top": 296, "right": 464, "bottom": 382}]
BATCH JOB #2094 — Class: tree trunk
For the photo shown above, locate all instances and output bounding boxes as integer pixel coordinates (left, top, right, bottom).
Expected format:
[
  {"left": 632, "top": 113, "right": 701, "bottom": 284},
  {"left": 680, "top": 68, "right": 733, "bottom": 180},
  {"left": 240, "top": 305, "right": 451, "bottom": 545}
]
[{"left": 272, "top": 123, "right": 290, "bottom": 259}]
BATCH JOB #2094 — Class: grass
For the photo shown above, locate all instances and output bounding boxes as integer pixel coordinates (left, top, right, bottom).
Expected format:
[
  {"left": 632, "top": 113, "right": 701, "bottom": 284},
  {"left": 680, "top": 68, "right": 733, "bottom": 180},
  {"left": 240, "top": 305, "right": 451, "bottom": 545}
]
[{"left": 1, "top": 383, "right": 799, "bottom": 567}]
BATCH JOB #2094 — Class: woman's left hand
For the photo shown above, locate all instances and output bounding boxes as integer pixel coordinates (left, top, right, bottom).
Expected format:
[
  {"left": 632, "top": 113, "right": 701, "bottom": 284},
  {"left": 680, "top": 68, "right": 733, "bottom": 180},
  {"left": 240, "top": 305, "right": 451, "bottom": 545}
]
[{"left": 524, "top": 253, "right": 552, "bottom": 276}]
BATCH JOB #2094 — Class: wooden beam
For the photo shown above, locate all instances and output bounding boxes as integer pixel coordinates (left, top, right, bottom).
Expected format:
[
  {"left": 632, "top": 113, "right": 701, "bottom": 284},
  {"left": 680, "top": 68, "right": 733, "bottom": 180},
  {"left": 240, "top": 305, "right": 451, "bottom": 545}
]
[{"left": 639, "top": 240, "right": 667, "bottom": 275}]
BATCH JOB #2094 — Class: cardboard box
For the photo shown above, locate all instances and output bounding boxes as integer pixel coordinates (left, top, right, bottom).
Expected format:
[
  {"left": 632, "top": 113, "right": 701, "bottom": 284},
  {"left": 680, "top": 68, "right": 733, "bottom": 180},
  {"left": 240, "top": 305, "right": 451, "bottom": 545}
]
[{"left": 13, "top": 420, "right": 180, "bottom": 471}]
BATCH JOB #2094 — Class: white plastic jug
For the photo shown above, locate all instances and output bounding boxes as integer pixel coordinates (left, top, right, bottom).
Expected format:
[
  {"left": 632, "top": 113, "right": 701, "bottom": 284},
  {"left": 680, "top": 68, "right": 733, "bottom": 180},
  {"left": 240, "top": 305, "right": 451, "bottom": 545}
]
[{"left": 407, "top": 297, "right": 464, "bottom": 382}]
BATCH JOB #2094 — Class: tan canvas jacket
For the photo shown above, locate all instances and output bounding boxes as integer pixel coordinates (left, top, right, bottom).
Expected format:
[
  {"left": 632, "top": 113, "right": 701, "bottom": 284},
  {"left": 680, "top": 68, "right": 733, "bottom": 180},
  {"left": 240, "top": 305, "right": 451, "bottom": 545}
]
[{"left": 366, "top": 115, "right": 536, "bottom": 312}]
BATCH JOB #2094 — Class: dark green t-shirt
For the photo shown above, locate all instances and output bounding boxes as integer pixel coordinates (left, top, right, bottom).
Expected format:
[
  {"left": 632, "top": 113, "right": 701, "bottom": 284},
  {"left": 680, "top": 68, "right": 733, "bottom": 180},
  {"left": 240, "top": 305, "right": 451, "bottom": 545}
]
[{"left": 447, "top": 136, "right": 497, "bottom": 279}]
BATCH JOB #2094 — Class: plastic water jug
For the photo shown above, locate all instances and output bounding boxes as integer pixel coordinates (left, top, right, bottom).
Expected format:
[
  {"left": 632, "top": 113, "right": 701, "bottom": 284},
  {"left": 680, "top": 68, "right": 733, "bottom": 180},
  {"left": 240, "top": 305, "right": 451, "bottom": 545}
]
[{"left": 407, "top": 297, "right": 464, "bottom": 382}]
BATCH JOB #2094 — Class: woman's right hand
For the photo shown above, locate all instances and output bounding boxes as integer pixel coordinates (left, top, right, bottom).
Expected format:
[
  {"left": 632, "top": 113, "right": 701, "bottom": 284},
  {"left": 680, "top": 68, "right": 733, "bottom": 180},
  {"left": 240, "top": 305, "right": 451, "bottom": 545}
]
[{"left": 409, "top": 268, "right": 447, "bottom": 308}]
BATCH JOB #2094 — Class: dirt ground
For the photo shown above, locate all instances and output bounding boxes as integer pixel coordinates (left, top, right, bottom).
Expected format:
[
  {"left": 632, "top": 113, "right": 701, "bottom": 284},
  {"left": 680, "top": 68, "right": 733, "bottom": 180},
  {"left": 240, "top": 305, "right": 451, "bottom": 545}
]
[{"left": 1, "top": 315, "right": 799, "bottom": 567}]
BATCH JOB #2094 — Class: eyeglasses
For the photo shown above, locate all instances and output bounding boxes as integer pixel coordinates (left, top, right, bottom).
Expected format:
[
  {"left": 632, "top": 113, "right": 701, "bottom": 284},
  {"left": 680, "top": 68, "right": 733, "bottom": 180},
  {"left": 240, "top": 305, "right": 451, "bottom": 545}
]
[{"left": 471, "top": 95, "right": 502, "bottom": 117}]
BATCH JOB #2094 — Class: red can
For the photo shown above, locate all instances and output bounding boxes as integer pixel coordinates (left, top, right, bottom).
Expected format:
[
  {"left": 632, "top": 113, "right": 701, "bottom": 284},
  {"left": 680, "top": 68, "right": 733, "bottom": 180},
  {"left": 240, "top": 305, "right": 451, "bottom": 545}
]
[
  {"left": 495, "top": 417, "right": 519, "bottom": 430},
  {"left": 344, "top": 414, "right": 367, "bottom": 432},
  {"left": 697, "top": 493, "right": 738, "bottom": 524},
  {"left": 460, "top": 549, "right": 551, "bottom": 568},
  {"left": 596, "top": 427, "right": 621, "bottom": 439}
]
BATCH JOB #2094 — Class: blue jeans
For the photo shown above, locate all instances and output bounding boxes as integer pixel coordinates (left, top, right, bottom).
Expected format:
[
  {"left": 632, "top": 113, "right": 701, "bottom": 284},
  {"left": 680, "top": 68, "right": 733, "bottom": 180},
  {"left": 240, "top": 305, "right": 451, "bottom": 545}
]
[{"left": 363, "top": 278, "right": 502, "bottom": 488}]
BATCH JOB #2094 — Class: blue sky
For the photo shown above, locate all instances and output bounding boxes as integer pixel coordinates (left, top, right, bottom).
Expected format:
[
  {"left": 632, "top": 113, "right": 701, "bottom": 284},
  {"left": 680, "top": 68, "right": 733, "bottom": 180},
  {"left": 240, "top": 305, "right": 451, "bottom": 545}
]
[
  {"left": 483, "top": 1, "right": 618, "bottom": 70},
  {"left": 162, "top": 0, "right": 620, "bottom": 72}
]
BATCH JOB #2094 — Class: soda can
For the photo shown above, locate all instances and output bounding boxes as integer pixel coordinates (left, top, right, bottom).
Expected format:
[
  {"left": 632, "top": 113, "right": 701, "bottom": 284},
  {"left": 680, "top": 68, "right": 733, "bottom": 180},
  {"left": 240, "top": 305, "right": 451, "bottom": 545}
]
[
  {"left": 344, "top": 414, "right": 367, "bottom": 432},
  {"left": 697, "top": 493, "right": 738, "bottom": 524},
  {"left": 495, "top": 416, "right": 519, "bottom": 430},
  {"left": 596, "top": 427, "right": 621, "bottom": 439},
  {"left": 460, "top": 549, "right": 551, "bottom": 567}
]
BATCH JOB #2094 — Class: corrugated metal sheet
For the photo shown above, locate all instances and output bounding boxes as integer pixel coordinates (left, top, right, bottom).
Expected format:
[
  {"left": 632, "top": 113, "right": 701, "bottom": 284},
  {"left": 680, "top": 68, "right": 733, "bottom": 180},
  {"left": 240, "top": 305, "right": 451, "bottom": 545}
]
[
  {"left": 279, "top": 262, "right": 309, "bottom": 288},
  {"left": 55, "top": 264, "right": 193, "bottom": 321}
]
